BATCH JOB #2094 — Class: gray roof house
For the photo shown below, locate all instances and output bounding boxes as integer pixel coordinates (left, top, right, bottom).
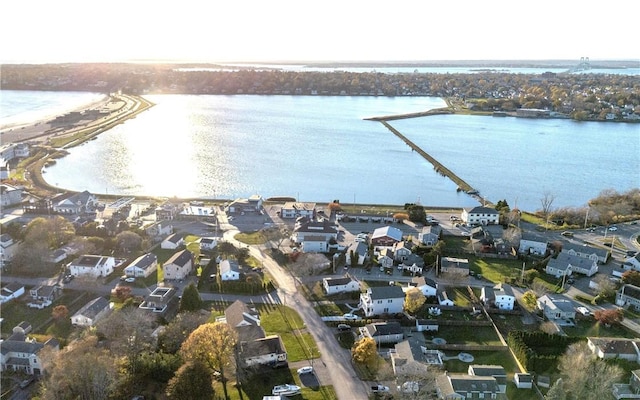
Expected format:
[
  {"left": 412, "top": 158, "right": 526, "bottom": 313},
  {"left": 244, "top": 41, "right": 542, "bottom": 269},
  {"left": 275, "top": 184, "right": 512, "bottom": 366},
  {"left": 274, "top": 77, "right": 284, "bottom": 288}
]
[
  {"left": 436, "top": 372, "right": 502, "bottom": 399},
  {"left": 561, "top": 242, "right": 610, "bottom": 264},
  {"left": 418, "top": 225, "right": 442, "bottom": 247},
  {"left": 587, "top": 337, "right": 640, "bottom": 362},
  {"left": 71, "top": 297, "right": 112, "bottom": 327},
  {"left": 0, "top": 322, "right": 59, "bottom": 375},
  {"left": 359, "top": 321, "right": 404, "bottom": 344},
  {"left": 124, "top": 253, "right": 158, "bottom": 278},
  {"left": 468, "top": 364, "right": 507, "bottom": 393},
  {"left": 616, "top": 284, "right": 640, "bottom": 311},
  {"left": 537, "top": 294, "right": 576, "bottom": 322},
  {"left": 546, "top": 252, "right": 598, "bottom": 277}
]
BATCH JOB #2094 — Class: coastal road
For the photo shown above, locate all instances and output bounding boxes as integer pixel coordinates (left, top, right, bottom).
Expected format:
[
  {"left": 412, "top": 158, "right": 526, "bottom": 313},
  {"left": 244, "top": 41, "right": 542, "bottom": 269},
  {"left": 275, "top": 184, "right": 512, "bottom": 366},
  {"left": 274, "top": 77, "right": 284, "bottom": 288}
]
[{"left": 223, "top": 230, "right": 369, "bottom": 400}]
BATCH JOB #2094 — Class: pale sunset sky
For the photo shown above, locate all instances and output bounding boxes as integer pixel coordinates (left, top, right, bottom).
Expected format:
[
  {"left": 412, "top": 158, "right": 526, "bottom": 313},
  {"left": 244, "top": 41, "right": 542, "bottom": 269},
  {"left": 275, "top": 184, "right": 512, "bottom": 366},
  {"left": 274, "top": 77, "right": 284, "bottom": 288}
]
[{"left": 2, "top": 0, "right": 638, "bottom": 63}]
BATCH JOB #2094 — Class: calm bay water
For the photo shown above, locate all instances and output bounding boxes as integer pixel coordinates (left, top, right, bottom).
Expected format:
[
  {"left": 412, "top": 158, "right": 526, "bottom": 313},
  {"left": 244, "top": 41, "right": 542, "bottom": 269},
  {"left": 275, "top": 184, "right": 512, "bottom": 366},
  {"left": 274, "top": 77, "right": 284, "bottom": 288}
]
[{"left": 35, "top": 94, "right": 639, "bottom": 212}]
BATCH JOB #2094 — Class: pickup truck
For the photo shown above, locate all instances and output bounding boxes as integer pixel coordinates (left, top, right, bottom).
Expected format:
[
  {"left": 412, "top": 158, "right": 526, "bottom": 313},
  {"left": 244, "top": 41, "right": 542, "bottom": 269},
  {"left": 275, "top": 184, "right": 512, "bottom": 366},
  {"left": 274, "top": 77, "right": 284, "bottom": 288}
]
[{"left": 370, "top": 384, "right": 389, "bottom": 393}]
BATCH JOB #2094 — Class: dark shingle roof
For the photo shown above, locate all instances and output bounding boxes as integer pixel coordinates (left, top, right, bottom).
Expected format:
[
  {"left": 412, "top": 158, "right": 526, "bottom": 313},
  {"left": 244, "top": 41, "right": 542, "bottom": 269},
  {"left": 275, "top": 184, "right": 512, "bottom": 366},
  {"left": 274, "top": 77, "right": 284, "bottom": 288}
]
[{"left": 368, "top": 286, "right": 405, "bottom": 300}]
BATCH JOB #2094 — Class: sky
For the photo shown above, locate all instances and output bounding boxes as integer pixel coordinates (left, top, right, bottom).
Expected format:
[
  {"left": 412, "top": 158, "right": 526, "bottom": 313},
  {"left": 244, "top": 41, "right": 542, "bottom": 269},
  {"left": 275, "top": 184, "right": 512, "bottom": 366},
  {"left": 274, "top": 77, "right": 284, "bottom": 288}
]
[{"left": 2, "top": 0, "right": 638, "bottom": 64}]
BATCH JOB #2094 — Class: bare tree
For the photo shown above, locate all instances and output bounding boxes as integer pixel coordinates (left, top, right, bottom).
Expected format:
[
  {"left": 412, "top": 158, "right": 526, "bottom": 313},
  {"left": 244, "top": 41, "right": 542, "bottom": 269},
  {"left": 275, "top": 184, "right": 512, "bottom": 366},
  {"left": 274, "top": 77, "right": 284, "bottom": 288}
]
[
  {"left": 557, "top": 342, "right": 623, "bottom": 400},
  {"left": 540, "top": 192, "right": 556, "bottom": 228},
  {"left": 96, "top": 308, "right": 156, "bottom": 378},
  {"left": 39, "top": 336, "right": 118, "bottom": 400}
]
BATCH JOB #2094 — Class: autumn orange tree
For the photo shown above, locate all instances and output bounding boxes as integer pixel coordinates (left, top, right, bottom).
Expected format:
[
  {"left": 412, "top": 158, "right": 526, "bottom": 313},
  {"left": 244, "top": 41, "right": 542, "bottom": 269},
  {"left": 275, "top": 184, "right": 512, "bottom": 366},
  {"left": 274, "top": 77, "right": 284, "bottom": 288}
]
[
  {"left": 180, "top": 323, "right": 237, "bottom": 400},
  {"left": 594, "top": 309, "right": 624, "bottom": 326},
  {"left": 351, "top": 337, "right": 377, "bottom": 371}
]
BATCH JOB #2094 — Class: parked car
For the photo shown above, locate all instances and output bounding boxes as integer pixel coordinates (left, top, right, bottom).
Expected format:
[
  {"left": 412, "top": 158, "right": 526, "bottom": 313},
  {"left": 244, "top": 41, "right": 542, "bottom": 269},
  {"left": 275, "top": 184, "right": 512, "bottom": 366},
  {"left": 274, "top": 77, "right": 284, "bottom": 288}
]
[
  {"left": 561, "top": 231, "right": 574, "bottom": 237},
  {"left": 371, "top": 384, "right": 390, "bottom": 393},
  {"left": 609, "top": 226, "right": 618, "bottom": 231},
  {"left": 297, "top": 366, "right": 313, "bottom": 375},
  {"left": 337, "top": 323, "right": 351, "bottom": 332},
  {"left": 343, "top": 313, "right": 359, "bottom": 321},
  {"left": 20, "top": 377, "right": 35, "bottom": 389},
  {"left": 125, "top": 277, "right": 135, "bottom": 283}
]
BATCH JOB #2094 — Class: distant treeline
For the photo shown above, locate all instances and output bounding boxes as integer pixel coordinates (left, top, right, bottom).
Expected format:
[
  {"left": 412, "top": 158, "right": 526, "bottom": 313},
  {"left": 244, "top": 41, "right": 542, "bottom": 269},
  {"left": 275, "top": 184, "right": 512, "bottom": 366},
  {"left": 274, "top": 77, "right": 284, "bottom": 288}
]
[{"left": 2, "top": 63, "right": 638, "bottom": 121}]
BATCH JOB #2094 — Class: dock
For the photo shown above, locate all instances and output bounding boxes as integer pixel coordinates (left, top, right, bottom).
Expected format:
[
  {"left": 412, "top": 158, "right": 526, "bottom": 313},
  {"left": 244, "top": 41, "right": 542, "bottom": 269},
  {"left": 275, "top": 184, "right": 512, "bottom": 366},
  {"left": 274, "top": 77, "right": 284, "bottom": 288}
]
[{"left": 378, "top": 120, "right": 492, "bottom": 207}]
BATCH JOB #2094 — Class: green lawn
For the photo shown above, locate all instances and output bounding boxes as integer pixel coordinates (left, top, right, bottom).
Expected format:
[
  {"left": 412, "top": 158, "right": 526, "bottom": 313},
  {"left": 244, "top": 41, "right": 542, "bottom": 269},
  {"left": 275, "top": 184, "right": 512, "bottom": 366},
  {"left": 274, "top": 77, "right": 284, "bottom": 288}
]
[
  {"left": 259, "top": 305, "right": 320, "bottom": 362},
  {"left": 217, "top": 366, "right": 337, "bottom": 400},
  {"left": 0, "top": 289, "right": 89, "bottom": 336},
  {"left": 473, "top": 257, "right": 525, "bottom": 283},
  {"left": 443, "top": 349, "right": 520, "bottom": 375},
  {"left": 562, "top": 319, "right": 638, "bottom": 338},
  {"left": 435, "top": 325, "right": 502, "bottom": 346}
]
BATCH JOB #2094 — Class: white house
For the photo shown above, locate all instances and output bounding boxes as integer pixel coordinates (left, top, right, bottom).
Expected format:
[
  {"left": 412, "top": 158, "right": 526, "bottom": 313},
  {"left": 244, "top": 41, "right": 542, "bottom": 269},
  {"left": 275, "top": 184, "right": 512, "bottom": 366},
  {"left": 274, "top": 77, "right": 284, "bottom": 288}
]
[
  {"left": 161, "top": 233, "right": 184, "bottom": 250},
  {"left": 219, "top": 259, "right": 241, "bottom": 281},
  {"left": 393, "top": 241, "right": 414, "bottom": 262},
  {"left": 537, "top": 293, "right": 576, "bottom": 321},
  {"left": 437, "top": 288, "right": 455, "bottom": 306},
  {"left": 561, "top": 242, "right": 609, "bottom": 264},
  {"left": 145, "top": 220, "right": 173, "bottom": 238},
  {"left": 546, "top": 252, "right": 598, "bottom": 278},
  {"left": 400, "top": 254, "right": 425, "bottom": 275},
  {"left": 52, "top": 190, "right": 97, "bottom": 214},
  {"left": 461, "top": 206, "right": 499, "bottom": 226},
  {"left": 623, "top": 254, "right": 640, "bottom": 272},
  {"left": 68, "top": 255, "right": 116, "bottom": 278},
  {"left": 240, "top": 335, "right": 288, "bottom": 368},
  {"left": 0, "top": 282, "right": 25, "bottom": 304},
  {"left": 162, "top": 249, "right": 193, "bottom": 280},
  {"left": 280, "top": 202, "right": 316, "bottom": 219},
  {"left": 124, "top": 253, "right": 158, "bottom": 278},
  {"left": 226, "top": 195, "right": 264, "bottom": 214},
  {"left": 378, "top": 248, "right": 395, "bottom": 269},
  {"left": 481, "top": 283, "right": 516, "bottom": 310},
  {"left": 292, "top": 218, "right": 338, "bottom": 244},
  {"left": 0, "top": 233, "right": 19, "bottom": 269},
  {"left": 199, "top": 237, "right": 218, "bottom": 251},
  {"left": 347, "top": 241, "right": 369, "bottom": 266},
  {"left": 71, "top": 297, "right": 112, "bottom": 327},
  {"left": 0, "top": 322, "right": 58, "bottom": 375},
  {"left": 587, "top": 337, "right": 640, "bottom": 363},
  {"left": 359, "top": 286, "right": 405, "bottom": 317},
  {"left": 518, "top": 233, "right": 548, "bottom": 256},
  {"left": 0, "top": 184, "right": 23, "bottom": 207},
  {"left": 407, "top": 276, "right": 437, "bottom": 297},
  {"left": 322, "top": 276, "right": 360, "bottom": 295},
  {"left": 616, "top": 284, "right": 640, "bottom": 311},
  {"left": 359, "top": 322, "right": 404, "bottom": 344}
]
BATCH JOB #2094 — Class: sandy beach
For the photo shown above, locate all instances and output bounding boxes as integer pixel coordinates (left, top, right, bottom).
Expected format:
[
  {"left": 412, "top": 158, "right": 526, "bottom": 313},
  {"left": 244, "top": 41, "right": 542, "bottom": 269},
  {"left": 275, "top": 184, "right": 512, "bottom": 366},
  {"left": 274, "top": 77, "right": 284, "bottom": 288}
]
[{"left": 0, "top": 94, "right": 120, "bottom": 144}]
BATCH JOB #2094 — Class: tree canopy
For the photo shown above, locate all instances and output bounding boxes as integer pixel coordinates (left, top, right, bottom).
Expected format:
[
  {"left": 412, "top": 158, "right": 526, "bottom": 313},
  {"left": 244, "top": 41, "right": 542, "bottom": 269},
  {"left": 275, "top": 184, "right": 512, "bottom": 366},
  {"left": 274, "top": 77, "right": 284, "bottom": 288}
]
[
  {"left": 180, "top": 322, "right": 237, "bottom": 400},
  {"left": 179, "top": 283, "right": 203, "bottom": 312}
]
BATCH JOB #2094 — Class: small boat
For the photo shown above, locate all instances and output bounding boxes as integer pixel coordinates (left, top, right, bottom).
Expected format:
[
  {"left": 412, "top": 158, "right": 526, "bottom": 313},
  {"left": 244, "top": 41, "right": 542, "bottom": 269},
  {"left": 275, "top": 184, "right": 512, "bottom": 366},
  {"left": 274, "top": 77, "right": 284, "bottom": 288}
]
[{"left": 272, "top": 384, "right": 301, "bottom": 396}]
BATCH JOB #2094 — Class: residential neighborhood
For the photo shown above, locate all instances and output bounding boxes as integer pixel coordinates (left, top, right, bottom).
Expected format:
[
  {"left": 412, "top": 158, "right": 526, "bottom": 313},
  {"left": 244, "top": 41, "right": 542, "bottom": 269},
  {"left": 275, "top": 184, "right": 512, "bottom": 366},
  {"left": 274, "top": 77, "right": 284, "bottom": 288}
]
[{"left": 0, "top": 190, "right": 639, "bottom": 400}]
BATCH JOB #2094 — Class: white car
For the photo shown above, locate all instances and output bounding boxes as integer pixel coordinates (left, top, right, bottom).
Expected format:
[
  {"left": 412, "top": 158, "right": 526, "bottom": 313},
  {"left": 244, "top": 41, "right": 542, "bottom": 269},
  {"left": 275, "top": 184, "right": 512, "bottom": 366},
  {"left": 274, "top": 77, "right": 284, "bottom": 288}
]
[
  {"left": 609, "top": 226, "right": 618, "bottom": 231},
  {"left": 297, "top": 366, "right": 313, "bottom": 375},
  {"left": 125, "top": 277, "right": 136, "bottom": 283},
  {"left": 343, "top": 313, "right": 359, "bottom": 321}
]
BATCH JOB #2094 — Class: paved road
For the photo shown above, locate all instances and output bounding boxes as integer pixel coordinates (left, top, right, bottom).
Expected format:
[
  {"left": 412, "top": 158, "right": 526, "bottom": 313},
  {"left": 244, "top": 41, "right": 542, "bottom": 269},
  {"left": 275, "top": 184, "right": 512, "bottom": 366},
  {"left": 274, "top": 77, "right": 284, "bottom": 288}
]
[{"left": 224, "top": 230, "right": 369, "bottom": 400}]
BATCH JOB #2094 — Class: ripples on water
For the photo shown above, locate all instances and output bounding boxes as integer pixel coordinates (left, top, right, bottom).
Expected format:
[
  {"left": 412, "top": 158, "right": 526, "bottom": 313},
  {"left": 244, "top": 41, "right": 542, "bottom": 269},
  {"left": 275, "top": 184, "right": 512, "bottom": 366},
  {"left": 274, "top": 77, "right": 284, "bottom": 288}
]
[{"left": 5, "top": 91, "right": 639, "bottom": 211}]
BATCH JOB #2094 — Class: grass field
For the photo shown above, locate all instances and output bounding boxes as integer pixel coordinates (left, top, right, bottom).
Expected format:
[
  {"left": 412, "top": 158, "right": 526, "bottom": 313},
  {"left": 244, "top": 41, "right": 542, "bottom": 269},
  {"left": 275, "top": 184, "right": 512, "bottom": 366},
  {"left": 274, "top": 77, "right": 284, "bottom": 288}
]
[
  {"left": 216, "top": 366, "right": 337, "bottom": 400},
  {"left": 435, "top": 325, "right": 502, "bottom": 346}
]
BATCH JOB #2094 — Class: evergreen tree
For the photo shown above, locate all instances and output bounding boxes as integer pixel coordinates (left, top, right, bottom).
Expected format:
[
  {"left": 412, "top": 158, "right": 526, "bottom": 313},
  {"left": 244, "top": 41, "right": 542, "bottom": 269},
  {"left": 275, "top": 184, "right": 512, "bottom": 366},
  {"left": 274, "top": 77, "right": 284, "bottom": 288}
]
[{"left": 179, "top": 283, "right": 203, "bottom": 312}]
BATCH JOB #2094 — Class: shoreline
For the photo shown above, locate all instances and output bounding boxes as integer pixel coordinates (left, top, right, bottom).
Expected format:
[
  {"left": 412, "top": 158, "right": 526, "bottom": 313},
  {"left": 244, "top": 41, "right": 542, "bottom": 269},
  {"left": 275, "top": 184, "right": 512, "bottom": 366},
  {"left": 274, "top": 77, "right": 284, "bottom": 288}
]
[{"left": 0, "top": 94, "right": 113, "bottom": 144}]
